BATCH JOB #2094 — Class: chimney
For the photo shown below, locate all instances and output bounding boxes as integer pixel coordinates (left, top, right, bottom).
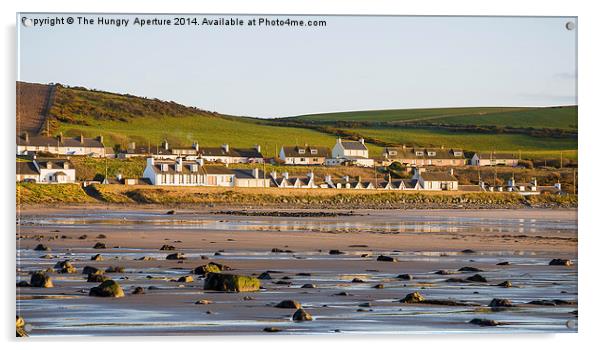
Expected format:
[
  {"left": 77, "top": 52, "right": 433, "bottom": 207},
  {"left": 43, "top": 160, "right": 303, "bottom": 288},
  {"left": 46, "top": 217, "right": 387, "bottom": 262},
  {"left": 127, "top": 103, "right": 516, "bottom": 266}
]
[
  {"left": 337, "top": 137, "right": 342, "bottom": 144},
  {"left": 22, "top": 132, "right": 29, "bottom": 143},
  {"left": 196, "top": 158, "right": 205, "bottom": 167},
  {"left": 193, "top": 141, "right": 199, "bottom": 152},
  {"left": 357, "top": 176, "right": 362, "bottom": 183},
  {"left": 97, "top": 135, "right": 104, "bottom": 143},
  {"left": 532, "top": 178, "right": 538, "bottom": 188},
  {"left": 176, "top": 157, "right": 183, "bottom": 172},
  {"left": 222, "top": 144, "right": 229, "bottom": 153},
  {"left": 116, "top": 173, "right": 122, "bottom": 181},
  {"left": 57, "top": 133, "right": 63, "bottom": 143},
  {"left": 449, "top": 168, "right": 454, "bottom": 176},
  {"left": 359, "top": 138, "right": 365, "bottom": 144},
  {"left": 325, "top": 175, "right": 332, "bottom": 183},
  {"left": 508, "top": 177, "right": 515, "bottom": 187},
  {"left": 63, "top": 161, "right": 69, "bottom": 169},
  {"left": 402, "top": 144, "right": 406, "bottom": 150},
  {"left": 270, "top": 171, "right": 277, "bottom": 179},
  {"left": 129, "top": 142, "right": 136, "bottom": 150},
  {"left": 255, "top": 144, "right": 261, "bottom": 153},
  {"left": 253, "top": 168, "right": 259, "bottom": 179},
  {"left": 79, "top": 134, "right": 84, "bottom": 143},
  {"left": 147, "top": 157, "right": 154, "bottom": 166},
  {"left": 343, "top": 175, "right": 350, "bottom": 182},
  {"left": 163, "top": 139, "right": 169, "bottom": 150},
  {"left": 282, "top": 172, "right": 289, "bottom": 179},
  {"left": 307, "top": 171, "right": 314, "bottom": 179},
  {"left": 555, "top": 182, "right": 562, "bottom": 191}
]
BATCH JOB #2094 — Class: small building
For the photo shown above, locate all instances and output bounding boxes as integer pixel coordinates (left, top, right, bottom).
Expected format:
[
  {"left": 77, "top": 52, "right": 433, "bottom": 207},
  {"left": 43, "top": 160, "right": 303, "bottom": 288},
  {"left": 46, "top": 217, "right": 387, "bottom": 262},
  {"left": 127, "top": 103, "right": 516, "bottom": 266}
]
[
  {"left": 17, "top": 132, "right": 106, "bottom": 157},
  {"left": 143, "top": 157, "right": 206, "bottom": 186},
  {"left": 199, "top": 144, "right": 264, "bottom": 164},
  {"left": 471, "top": 152, "right": 519, "bottom": 167},
  {"left": 383, "top": 146, "right": 465, "bottom": 167},
  {"left": 16, "top": 157, "right": 76, "bottom": 183},
  {"left": 413, "top": 168, "right": 458, "bottom": 191},
  {"left": 279, "top": 145, "right": 330, "bottom": 165},
  {"left": 331, "top": 138, "right": 374, "bottom": 167},
  {"left": 204, "top": 166, "right": 236, "bottom": 187},
  {"left": 233, "top": 169, "right": 271, "bottom": 188}
]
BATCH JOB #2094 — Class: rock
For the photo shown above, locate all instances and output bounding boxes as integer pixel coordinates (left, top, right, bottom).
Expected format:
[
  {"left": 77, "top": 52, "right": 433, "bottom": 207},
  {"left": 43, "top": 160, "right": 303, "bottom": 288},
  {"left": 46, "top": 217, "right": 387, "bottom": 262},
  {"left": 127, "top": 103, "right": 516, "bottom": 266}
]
[
  {"left": 89, "top": 280, "right": 125, "bottom": 298},
  {"left": 376, "top": 255, "right": 397, "bottom": 262},
  {"left": 445, "top": 278, "right": 468, "bottom": 283},
  {"left": 297, "top": 272, "right": 311, "bottom": 276},
  {"left": 195, "top": 299, "right": 212, "bottom": 305},
  {"left": 292, "top": 308, "right": 313, "bottom": 321},
  {"left": 458, "top": 266, "right": 483, "bottom": 272},
  {"left": 397, "top": 274, "right": 413, "bottom": 280},
  {"left": 132, "top": 286, "right": 145, "bottom": 295},
  {"left": 400, "top": 292, "right": 425, "bottom": 303},
  {"left": 34, "top": 244, "right": 49, "bottom": 251},
  {"left": 87, "top": 274, "right": 110, "bottom": 283},
  {"left": 351, "top": 278, "right": 365, "bottom": 283},
  {"left": 192, "top": 262, "right": 229, "bottom": 276},
  {"left": 275, "top": 300, "right": 301, "bottom": 309},
  {"left": 82, "top": 266, "right": 103, "bottom": 275},
  {"left": 434, "top": 270, "right": 454, "bottom": 275},
  {"left": 39, "top": 254, "right": 55, "bottom": 259},
  {"left": 137, "top": 256, "right": 155, "bottom": 261},
  {"left": 497, "top": 281, "right": 512, "bottom": 288},
  {"left": 258, "top": 272, "right": 273, "bottom": 280},
  {"left": 549, "top": 259, "right": 573, "bottom": 266},
  {"left": 263, "top": 327, "right": 282, "bottom": 333},
  {"left": 301, "top": 284, "right": 316, "bottom": 289},
  {"left": 97, "top": 234, "right": 107, "bottom": 239},
  {"left": 166, "top": 210, "right": 176, "bottom": 215},
  {"left": 105, "top": 266, "right": 125, "bottom": 273},
  {"left": 373, "top": 284, "right": 385, "bottom": 289},
  {"left": 203, "top": 273, "right": 261, "bottom": 292},
  {"left": 91, "top": 254, "right": 103, "bottom": 261},
  {"left": 243, "top": 296, "right": 254, "bottom": 301},
  {"left": 271, "top": 248, "right": 293, "bottom": 253},
  {"left": 79, "top": 235, "right": 88, "bottom": 240},
  {"left": 16, "top": 316, "right": 28, "bottom": 337},
  {"left": 54, "top": 260, "right": 77, "bottom": 274},
  {"left": 496, "top": 261, "right": 510, "bottom": 266},
  {"left": 166, "top": 252, "right": 186, "bottom": 260},
  {"left": 359, "top": 302, "right": 372, "bottom": 307},
  {"left": 489, "top": 298, "right": 514, "bottom": 308},
  {"left": 16, "top": 281, "right": 31, "bottom": 287},
  {"left": 93, "top": 242, "right": 107, "bottom": 249},
  {"left": 160, "top": 244, "right": 176, "bottom": 251},
  {"left": 177, "top": 275, "right": 194, "bottom": 283},
  {"left": 461, "top": 249, "right": 477, "bottom": 254},
  {"left": 329, "top": 249, "right": 345, "bottom": 255},
  {"left": 469, "top": 318, "right": 501, "bottom": 327},
  {"left": 466, "top": 274, "right": 487, "bottom": 283},
  {"left": 274, "top": 280, "right": 292, "bottom": 285}
]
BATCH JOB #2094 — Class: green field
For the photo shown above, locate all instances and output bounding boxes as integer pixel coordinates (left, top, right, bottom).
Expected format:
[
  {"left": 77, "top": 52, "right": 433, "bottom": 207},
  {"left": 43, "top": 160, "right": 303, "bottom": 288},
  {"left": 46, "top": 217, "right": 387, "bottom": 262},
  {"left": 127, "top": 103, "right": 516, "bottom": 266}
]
[
  {"left": 291, "top": 106, "right": 577, "bottom": 131},
  {"left": 348, "top": 127, "right": 577, "bottom": 160}
]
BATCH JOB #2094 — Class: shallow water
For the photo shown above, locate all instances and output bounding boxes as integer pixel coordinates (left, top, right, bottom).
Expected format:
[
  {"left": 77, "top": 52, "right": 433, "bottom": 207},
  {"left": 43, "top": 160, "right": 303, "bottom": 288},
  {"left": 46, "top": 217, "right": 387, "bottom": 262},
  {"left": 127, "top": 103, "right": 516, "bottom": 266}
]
[{"left": 16, "top": 210, "right": 577, "bottom": 336}]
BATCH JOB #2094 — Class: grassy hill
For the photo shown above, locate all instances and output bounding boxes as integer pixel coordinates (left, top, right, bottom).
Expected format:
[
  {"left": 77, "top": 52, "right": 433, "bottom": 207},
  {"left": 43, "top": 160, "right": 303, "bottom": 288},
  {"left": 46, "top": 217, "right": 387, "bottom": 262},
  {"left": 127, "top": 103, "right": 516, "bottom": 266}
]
[
  {"left": 16, "top": 82, "right": 577, "bottom": 161},
  {"left": 291, "top": 106, "right": 577, "bottom": 130}
]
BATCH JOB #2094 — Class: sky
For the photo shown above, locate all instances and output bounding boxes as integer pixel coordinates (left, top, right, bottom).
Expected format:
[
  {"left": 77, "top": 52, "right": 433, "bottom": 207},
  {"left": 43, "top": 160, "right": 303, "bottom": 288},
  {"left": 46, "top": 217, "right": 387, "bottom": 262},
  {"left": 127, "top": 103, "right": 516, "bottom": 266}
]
[{"left": 17, "top": 14, "right": 577, "bottom": 118}]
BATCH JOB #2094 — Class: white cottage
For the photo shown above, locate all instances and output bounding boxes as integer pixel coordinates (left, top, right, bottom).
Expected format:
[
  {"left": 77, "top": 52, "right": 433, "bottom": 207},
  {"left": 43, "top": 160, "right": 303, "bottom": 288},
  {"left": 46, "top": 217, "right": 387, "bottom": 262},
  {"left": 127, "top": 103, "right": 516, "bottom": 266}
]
[{"left": 330, "top": 138, "right": 374, "bottom": 167}]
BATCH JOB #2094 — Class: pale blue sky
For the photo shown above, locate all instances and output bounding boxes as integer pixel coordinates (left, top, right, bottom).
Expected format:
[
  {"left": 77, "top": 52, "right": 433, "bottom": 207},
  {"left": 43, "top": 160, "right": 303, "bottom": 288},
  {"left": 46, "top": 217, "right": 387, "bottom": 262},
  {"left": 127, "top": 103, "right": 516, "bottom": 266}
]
[{"left": 18, "top": 14, "right": 577, "bottom": 118}]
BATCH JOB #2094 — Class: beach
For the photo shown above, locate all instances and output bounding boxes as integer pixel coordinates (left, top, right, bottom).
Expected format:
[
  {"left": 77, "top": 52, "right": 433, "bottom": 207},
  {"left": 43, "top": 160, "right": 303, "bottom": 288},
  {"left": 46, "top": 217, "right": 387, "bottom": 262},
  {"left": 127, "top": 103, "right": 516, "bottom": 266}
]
[{"left": 16, "top": 208, "right": 578, "bottom": 335}]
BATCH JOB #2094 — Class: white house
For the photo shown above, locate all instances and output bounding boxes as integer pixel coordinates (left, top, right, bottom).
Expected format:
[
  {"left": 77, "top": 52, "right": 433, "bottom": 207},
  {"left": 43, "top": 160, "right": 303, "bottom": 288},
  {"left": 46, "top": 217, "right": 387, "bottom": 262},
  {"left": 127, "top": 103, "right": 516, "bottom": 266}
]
[
  {"left": 143, "top": 157, "right": 206, "bottom": 186},
  {"left": 471, "top": 152, "right": 519, "bottom": 167},
  {"left": 17, "top": 133, "right": 107, "bottom": 157},
  {"left": 16, "top": 158, "right": 76, "bottom": 183},
  {"left": 330, "top": 138, "right": 374, "bottom": 167},
  {"left": 413, "top": 168, "right": 458, "bottom": 191},
  {"left": 279, "top": 145, "right": 330, "bottom": 165}
]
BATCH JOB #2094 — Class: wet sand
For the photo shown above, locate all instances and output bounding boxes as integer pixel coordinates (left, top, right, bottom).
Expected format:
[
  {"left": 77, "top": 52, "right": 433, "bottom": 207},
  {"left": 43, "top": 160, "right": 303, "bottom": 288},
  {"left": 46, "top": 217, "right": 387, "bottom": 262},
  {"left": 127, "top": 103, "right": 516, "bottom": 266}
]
[{"left": 16, "top": 208, "right": 578, "bottom": 336}]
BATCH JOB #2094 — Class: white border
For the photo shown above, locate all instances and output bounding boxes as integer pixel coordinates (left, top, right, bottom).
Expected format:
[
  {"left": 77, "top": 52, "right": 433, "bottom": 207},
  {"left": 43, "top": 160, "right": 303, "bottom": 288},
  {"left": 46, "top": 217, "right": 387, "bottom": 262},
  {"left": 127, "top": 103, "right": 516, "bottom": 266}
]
[{"left": 2, "top": 1, "right": 600, "bottom": 350}]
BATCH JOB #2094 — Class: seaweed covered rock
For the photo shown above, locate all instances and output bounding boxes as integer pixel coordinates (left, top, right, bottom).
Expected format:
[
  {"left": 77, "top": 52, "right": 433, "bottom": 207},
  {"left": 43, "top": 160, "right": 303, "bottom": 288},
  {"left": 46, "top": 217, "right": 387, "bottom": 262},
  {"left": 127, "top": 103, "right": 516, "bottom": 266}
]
[
  {"left": 93, "top": 242, "right": 107, "bottom": 249},
  {"left": 203, "top": 273, "right": 260, "bottom": 292},
  {"left": 400, "top": 292, "right": 425, "bottom": 303},
  {"left": 30, "top": 271, "right": 53, "bottom": 288},
  {"left": 397, "top": 274, "right": 413, "bottom": 280},
  {"left": 82, "top": 266, "right": 103, "bottom": 275},
  {"left": 489, "top": 298, "right": 514, "bottom": 308},
  {"left": 469, "top": 318, "right": 501, "bottom": 327},
  {"left": 549, "top": 259, "right": 573, "bottom": 266},
  {"left": 466, "top": 274, "right": 487, "bottom": 283},
  {"left": 132, "top": 286, "right": 145, "bottom": 295},
  {"left": 87, "top": 274, "right": 110, "bottom": 283},
  {"left": 376, "top": 255, "right": 397, "bottom": 262},
  {"left": 275, "top": 300, "right": 301, "bottom": 309},
  {"left": 458, "top": 266, "right": 483, "bottom": 272},
  {"left": 89, "top": 280, "right": 125, "bottom": 298},
  {"left": 16, "top": 316, "right": 28, "bottom": 337},
  {"left": 54, "top": 260, "right": 77, "bottom": 274},
  {"left": 497, "top": 281, "right": 512, "bottom": 288},
  {"left": 177, "top": 275, "right": 194, "bottom": 283},
  {"left": 91, "top": 254, "right": 104, "bottom": 261},
  {"left": 292, "top": 308, "right": 313, "bottom": 321},
  {"left": 192, "top": 262, "right": 229, "bottom": 276},
  {"left": 166, "top": 252, "right": 186, "bottom": 260},
  {"left": 160, "top": 244, "right": 175, "bottom": 251},
  {"left": 258, "top": 272, "right": 273, "bottom": 280},
  {"left": 33, "top": 244, "right": 49, "bottom": 251}
]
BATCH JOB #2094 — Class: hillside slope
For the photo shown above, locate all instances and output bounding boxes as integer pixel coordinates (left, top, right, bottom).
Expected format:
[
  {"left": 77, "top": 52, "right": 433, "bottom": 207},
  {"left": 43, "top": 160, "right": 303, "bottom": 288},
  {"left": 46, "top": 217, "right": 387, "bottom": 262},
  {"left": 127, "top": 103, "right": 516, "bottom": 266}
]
[{"left": 16, "top": 82, "right": 55, "bottom": 135}]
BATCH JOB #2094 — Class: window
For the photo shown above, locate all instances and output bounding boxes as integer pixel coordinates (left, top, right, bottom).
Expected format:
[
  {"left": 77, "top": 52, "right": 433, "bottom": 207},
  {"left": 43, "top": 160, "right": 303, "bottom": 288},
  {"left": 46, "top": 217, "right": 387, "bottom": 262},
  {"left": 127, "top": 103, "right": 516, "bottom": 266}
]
[
  {"left": 389, "top": 150, "right": 397, "bottom": 156},
  {"left": 427, "top": 151, "right": 436, "bottom": 156},
  {"left": 454, "top": 151, "right": 462, "bottom": 157},
  {"left": 415, "top": 151, "right": 424, "bottom": 156},
  {"left": 298, "top": 149, "right": 305, "bottom": 154},
  {"left": 310, "top": 149, "right": 318, "bottom": 155}
]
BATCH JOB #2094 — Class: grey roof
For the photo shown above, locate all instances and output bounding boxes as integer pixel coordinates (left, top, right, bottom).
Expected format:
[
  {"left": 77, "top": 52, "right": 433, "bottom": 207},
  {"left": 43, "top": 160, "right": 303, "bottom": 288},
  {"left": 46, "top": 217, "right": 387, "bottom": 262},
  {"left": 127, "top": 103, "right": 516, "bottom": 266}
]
[
  {"left": 16, "top": 161, "right": 39, "bottom": 175},
  {"left": 340, "top": 140, "right": 368, "bottom": 151},
  {"left": 281, "top": 145, "right": 330, "bottom": 158},
  {"left": 200, "top": 147, "right": 263, "bottom": 158},
  {"left": 420, "top": 172, "right": 458, "bottom": 182},
  {"left": 17, "top": 134, "right": 104, "bottom": 148},
  {"left": 231, "top": 169, "right": 266, "bottom": 179},
  {"left": 384, "top": 147, "right": 464, "bottom": 160},
  {"left": 35, "top": 158, "right": 73, "bottom": 170}
]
